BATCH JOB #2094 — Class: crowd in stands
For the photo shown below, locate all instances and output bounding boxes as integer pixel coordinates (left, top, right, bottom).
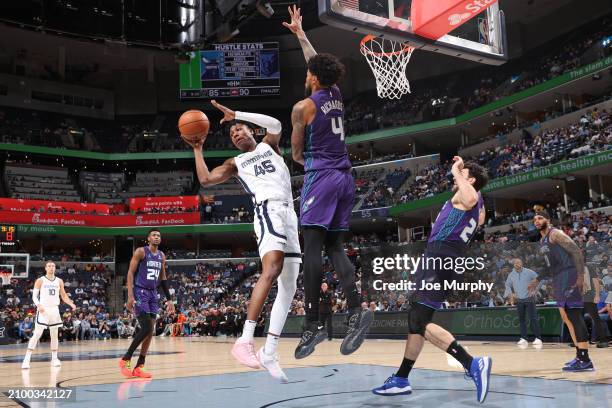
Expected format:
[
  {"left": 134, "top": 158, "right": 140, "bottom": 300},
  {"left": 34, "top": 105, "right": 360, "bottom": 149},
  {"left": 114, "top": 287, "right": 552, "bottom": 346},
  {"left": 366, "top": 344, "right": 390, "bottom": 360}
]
[
  {"left": 3, "top": 215, "right": 611, "bottom": 345},
  {"left": 361, "top": 168, "right": 412, "bottom": 209},
  {"left": 1, "top": 263, "right": 113, "bottom": 342},
  {"left": 386, "top": 108, "right": 612, "bottom": 209},
  {"left": 201, "top": 203, "right": 253, "bottom": 224}
]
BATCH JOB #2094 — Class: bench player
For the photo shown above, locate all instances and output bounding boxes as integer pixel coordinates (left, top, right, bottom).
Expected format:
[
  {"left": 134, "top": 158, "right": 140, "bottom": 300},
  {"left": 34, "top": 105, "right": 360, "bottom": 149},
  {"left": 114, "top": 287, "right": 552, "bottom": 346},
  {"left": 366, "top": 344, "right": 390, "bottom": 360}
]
[
  {"left": 22, "top": 260, "right": 76, "bottom": 369},
  {"left": 188, "top": 100, "right": 301, "bottom": 382}
]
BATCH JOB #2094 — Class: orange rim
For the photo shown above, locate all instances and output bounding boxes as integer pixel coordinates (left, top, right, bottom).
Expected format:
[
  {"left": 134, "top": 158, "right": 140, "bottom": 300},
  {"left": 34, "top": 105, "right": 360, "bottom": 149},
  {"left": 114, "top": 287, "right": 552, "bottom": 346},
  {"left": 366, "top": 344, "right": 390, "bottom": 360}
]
[{"left": 360, "top": 35, "right": 414, "bottom": 57}]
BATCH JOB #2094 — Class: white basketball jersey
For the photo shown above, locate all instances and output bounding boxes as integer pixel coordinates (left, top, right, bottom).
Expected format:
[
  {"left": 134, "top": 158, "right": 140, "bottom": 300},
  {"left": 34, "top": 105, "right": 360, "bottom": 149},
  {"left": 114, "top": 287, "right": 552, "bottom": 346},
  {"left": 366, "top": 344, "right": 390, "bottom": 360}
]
[
  {"left": 234, "top": 142, "right": 292, "bottom": 204},
  {"left": 39, "top": 276, "right": 61, "bottom": 307}
]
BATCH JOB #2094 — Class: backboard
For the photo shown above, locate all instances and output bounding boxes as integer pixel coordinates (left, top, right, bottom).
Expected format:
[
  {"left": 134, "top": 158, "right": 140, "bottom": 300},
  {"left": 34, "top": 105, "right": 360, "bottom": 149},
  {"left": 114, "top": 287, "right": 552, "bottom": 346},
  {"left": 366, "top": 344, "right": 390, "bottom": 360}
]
[
  {"left": 0, "top": 253, "right": 29, "bottom": 279},
  {"left": 319, "top": 0, "right": 508, "bottom": 65}
]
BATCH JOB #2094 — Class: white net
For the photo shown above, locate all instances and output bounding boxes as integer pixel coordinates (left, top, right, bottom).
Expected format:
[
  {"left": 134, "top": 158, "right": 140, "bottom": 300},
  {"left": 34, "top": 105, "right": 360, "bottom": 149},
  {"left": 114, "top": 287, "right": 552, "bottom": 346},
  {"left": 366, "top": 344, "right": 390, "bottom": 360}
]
[
  {"left": 360, "top": 35, "right": 415, "bottom": 100},
  {"left": 0, "top": 265, "right": 13, "bottom": 285}
]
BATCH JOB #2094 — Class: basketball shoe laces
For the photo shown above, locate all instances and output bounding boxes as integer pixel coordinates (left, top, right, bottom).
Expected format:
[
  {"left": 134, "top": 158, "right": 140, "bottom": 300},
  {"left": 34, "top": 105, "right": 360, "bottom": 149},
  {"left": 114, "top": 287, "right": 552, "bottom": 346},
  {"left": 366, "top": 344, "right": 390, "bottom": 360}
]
[
  {"left": 346, "top": 311, "right": 360, "bottom": 333},
  {"left": 300, "top": 329, "right": 313, "bottom": 343},
  {"left": 464, "top": 358, "right": 484, "bottom": 382},
  {"left": 246, "top": 342, "right": 256, "bottom": 355}
]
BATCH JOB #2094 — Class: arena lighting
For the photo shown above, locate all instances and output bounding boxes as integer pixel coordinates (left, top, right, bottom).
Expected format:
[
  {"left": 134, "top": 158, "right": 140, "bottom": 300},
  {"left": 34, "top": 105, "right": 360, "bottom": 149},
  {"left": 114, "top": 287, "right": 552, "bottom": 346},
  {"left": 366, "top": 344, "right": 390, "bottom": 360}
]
[{"left": 256, "top": 1, "right": 274, "bottom": 18}]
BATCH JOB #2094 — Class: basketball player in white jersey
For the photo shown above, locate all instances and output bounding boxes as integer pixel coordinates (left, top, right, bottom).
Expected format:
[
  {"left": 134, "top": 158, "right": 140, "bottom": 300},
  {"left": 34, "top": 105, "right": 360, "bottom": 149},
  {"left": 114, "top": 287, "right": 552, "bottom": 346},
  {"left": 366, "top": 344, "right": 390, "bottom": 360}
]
[
  {"left": 22, "top": 260, "right": 76, "bottom": 369},
  {"left": 187, "top": 100, "right": 301, "bottom": 382}
]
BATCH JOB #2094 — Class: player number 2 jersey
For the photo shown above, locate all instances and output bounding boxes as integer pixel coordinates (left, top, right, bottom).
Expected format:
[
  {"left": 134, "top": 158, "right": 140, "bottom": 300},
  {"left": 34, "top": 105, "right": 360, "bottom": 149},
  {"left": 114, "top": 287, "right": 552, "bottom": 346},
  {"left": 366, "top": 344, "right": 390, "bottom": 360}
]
[
  {"left": 39, "top": 276, "right": 61, "bottom": 307},
  {"left": 428, "top": 193, "right": 484, "bottom": 248},
  {"left": 235, "top": 142, "right": 292, "bottom": 204}
]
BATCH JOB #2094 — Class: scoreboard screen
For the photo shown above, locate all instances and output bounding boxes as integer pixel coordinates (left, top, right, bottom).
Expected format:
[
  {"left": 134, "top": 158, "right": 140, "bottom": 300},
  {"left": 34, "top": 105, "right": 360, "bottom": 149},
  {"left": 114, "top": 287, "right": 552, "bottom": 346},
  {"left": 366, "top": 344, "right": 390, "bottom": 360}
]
[
  {"left": 179, "top": 42, "right": 280, "bottom": 99},
  {"left": 0, "top": 225, "right": 16, "bottom": 246}
]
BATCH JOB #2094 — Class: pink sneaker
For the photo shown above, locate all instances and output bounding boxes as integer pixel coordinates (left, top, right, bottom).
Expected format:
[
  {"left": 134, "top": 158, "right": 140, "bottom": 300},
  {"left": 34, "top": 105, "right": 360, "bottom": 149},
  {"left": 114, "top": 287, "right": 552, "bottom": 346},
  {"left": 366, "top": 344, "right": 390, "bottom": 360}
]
[
  {"left": 231, "top": 339, "right": 260, "bottom": 369},
  {"left": 257, "top": 347, "right": 288, "bottom": 383}
]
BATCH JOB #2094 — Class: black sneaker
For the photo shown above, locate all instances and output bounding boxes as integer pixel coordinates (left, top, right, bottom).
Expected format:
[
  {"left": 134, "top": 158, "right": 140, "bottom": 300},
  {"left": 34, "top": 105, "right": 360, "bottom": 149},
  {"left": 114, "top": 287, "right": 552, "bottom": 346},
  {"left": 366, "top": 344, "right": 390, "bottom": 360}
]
[
  {"left": 340, "top": 307, "right": 374, "bottom": 355},
  {"left": 294, "top": 321, "right": 327, "bottom": 359},
  {"left": 596, "top": 341, "right": 608, "bottom": 348}
]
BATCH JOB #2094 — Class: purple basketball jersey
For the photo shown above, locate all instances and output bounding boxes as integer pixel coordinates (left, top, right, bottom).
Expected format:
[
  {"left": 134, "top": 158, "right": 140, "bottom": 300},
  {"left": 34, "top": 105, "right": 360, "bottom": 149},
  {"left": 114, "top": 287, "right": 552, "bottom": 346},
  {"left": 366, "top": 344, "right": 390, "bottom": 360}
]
[
  {"left": 304, "top": 86, "right": 352, "bottom": 172},
  {"left": 428, "top": 193, "right": 483, "bottom": 246},
  {"left": 135, "top": 246, "right": 163, "bottom": 290}
]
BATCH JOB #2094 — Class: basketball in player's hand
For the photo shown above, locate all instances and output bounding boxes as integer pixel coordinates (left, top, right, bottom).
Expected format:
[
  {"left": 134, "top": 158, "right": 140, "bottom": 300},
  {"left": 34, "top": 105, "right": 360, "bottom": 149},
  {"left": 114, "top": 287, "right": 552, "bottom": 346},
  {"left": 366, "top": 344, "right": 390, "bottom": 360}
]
[{"left": 178, "top": 110, "right": 209, "bottom": 146}]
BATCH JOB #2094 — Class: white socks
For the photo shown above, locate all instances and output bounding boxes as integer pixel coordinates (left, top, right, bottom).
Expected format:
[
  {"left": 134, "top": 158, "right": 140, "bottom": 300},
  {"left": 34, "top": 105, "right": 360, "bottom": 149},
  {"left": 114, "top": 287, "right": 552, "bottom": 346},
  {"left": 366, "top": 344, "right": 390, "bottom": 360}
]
[
  {"left": 264, "top": 334, "right": 279, "bottom": 355},
  {"left": 240, "top": 320, "right": 257, "bottom": 341}
]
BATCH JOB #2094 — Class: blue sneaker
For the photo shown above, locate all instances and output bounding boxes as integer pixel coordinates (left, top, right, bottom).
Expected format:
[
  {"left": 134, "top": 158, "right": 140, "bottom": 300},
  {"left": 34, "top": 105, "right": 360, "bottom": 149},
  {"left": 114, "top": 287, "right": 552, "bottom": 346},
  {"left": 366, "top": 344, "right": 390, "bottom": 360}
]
[
  {"left": 372, "top": 375, "right": 412, "bottom": 396},
  {"left": 564, "top": 357, "right": 578, "bottom": 367},
  {"left": 562, "top": 359, "right": 594, "bottom": 372},
  {"left": 466, "top": 357, "right": 492, "bottom": 403}
]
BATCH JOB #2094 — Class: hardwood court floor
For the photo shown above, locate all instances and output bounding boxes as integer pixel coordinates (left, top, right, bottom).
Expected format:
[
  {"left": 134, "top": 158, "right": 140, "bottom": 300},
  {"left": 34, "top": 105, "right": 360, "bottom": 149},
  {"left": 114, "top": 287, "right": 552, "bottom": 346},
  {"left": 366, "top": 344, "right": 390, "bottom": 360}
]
[{"left": 0, "top": 337, "right": 610, "bottom": 407}]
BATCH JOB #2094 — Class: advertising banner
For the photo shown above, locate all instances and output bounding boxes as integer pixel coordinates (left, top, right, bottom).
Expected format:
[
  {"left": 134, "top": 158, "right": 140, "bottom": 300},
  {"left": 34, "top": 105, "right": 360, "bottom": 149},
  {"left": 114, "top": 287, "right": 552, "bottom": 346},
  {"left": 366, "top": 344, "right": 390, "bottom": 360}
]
[
  {"left": 128, "top": 196, "right": 199, "bottom": 212},
  {"left": 0, "top": 198, "right": 109, "bottom": 214},
  {"left": 0, "top": 211, "right": 200, "bottom": 227}
]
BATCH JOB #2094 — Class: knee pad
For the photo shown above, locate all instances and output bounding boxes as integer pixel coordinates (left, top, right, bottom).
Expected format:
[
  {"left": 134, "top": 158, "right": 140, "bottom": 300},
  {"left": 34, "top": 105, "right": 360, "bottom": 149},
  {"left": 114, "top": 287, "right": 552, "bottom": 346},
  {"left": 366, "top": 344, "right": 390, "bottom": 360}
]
[{"left": 407, "top": 302, "right": 435, "bottom": 336}]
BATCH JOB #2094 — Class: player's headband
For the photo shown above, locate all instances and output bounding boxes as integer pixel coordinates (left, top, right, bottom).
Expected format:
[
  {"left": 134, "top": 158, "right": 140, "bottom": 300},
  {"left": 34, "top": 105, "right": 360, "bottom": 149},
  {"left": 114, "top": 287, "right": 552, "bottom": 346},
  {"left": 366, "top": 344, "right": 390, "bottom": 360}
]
[{"left": 534, "top": 210, "right": 550, "bottom": 219}]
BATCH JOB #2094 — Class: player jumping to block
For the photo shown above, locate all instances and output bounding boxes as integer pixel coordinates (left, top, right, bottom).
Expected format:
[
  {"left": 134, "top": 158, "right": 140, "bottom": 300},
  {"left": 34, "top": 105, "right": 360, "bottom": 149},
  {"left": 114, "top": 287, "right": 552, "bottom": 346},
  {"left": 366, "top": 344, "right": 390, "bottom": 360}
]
[
  {"left": 188, "top": 100, "right": 301, "bottom": 383},
  {"left": 22, "top": 260, "right": 76, "bottom": 369},
  {"left": 119, "top": 228, "right": 175, "bottom": 378},
  {"left": 372, "top": 157, "right": 493, "bottom": 404},
  {"left": 285, "top": 4, "right": 373, "bottom": 360}
]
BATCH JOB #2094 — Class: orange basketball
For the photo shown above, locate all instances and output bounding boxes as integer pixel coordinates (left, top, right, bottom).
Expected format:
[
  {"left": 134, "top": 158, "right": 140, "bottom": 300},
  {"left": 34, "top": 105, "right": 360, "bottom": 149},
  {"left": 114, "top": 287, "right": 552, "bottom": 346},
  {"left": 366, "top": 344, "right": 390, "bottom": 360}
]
[{"left": 178, "top": 110, "right": 210, "bottom": 144}]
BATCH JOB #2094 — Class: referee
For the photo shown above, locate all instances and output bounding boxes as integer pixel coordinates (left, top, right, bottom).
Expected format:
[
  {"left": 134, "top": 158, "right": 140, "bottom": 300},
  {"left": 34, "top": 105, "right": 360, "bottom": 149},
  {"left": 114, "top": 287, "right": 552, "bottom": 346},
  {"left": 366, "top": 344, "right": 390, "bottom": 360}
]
[
  {"left": 319, "top": 282, "right": 333, "bottom": 341},
  {"left": 504, "top": 258, "right": 543, "bottom": 346}
]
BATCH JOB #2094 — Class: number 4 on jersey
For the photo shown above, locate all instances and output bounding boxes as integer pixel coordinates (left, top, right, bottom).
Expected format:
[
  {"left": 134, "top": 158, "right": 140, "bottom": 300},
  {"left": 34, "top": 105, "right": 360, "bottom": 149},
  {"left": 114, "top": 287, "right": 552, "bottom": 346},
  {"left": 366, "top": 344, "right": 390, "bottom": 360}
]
[{"left": 331, "top": 117, "right": 345, "bottom": 141}]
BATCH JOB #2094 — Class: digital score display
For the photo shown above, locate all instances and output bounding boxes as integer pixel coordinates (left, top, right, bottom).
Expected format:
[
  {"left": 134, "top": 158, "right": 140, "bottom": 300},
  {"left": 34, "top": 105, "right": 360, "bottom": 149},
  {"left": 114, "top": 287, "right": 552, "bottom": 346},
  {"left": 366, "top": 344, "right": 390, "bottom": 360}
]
[
  {"left": 0, "top": 225, "right": 16, "bottom": 246},
  {"left": 179, "top": 42, "right": 280, "bottom": 99}
]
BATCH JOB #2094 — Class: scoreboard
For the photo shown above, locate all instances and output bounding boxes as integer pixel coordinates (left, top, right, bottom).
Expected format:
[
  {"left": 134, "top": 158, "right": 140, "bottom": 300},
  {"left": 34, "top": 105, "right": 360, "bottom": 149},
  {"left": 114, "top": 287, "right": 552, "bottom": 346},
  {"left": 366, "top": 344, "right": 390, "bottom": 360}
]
[
  {"left": 0, "top": 225, "right": 16, "bottom": 246},
  {"left": 179, "top": 42, "right": 280, "bottom": 99}
]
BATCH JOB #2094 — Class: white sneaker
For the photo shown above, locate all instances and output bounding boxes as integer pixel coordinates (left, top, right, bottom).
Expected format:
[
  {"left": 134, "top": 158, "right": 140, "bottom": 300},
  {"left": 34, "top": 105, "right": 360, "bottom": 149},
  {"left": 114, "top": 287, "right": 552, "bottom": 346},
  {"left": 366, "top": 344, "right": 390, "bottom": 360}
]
[
  {"left": 51, "top": 359, "right": 61, "bottom": 367},
  {"left": 21, "top": 360, "right": 30, "bottom": 369},
  {"left": 532, "top": 338, "right": 543, "bottom": 348},
  {"left": 257, "top": 347, "right": 288, "bottom": 383},
  {"left": 516, "top": 338, "right": 528, "bottom": 346}
]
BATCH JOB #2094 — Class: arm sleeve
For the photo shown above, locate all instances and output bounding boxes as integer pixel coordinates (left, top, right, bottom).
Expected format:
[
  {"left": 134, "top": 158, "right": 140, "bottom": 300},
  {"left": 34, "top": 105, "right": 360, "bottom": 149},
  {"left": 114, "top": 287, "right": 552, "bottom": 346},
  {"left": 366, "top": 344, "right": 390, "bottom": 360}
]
[
  {"left": 32, "top": 288, "right": 40, "bottom": 306},
  {"left": 235, "top": 111, "right": 282, "bottom": 135}
]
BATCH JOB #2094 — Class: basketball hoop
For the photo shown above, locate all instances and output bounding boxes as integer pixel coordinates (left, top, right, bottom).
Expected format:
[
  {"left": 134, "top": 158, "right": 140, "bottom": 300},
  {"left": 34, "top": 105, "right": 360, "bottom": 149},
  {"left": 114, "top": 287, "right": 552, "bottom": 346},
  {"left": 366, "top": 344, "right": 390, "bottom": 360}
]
[
  {"left": 360, "top": 35, "right": 415, "bottom": 99},
  {"left": 0, "top": 271, "right": 12, "bottom": 286}
]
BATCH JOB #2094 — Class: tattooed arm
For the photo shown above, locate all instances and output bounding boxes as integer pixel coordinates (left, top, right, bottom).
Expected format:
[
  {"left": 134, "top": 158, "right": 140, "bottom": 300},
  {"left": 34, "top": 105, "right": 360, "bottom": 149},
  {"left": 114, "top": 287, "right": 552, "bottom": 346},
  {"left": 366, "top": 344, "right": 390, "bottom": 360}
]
[
  {"left": 283, "top": 5, "right": 317, "bottom": 62},
  {"left": 550, "top": 229, "right": 585, "bottom": 292}
]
